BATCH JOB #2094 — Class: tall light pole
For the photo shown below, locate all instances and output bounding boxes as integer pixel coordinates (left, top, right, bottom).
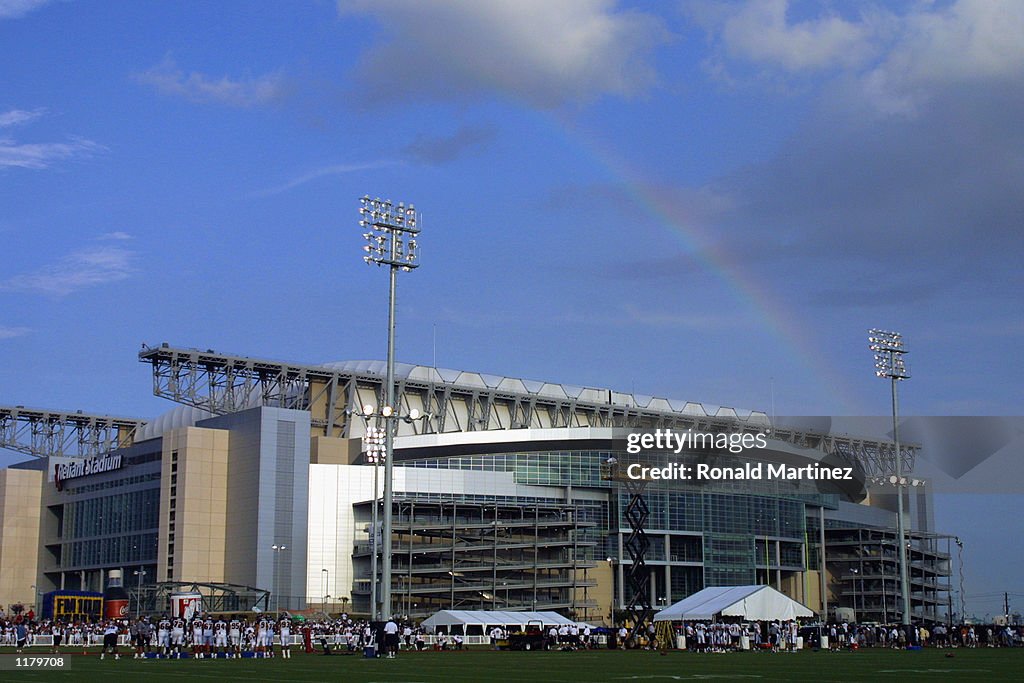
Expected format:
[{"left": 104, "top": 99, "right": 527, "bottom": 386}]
[
  {"left": 955, "top": 536, "right": 965, "bottom": 623},
  {"left": 133, "top": 569, "right": 147, "bottom": 618},
  {"left": 361, "top": 404, "right": 424, "bottom": 620},
  {"left": 850, "top": 567, "right": 860, "bottom": 620},
  {"left": 272, "top": 544, "right": 287, "bottom": 617},
  {"left": 362, "top": 414, "right": 386, "bottom": 619},
  {"left": 359, "top": 196, "right": 420, "bottom": 621},
  {"left": 869, "top": 328, "right": 912, "bottom": 626}
]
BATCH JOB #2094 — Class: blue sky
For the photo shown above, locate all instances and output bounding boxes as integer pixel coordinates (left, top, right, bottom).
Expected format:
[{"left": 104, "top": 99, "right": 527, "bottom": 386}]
[{"left": 2, "top": 1, "right": 1022, "bottom": 616}]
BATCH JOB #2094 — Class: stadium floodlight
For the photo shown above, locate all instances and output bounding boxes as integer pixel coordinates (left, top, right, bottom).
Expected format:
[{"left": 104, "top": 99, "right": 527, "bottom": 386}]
[
  {"left": 271, "top": 544, "right": 287, "bottom": 617},
  {"left": 870, "top": 329, "right": 910, "bottom": 380},
  {"left": 133, "top": 569, "right": 147, "bottom": 618},
  {"left": 363, "top": 420, "right": 385, "bottom": 621},
  {"left": 868, "top": 328, "right": 912, "bottom": 627},
  {"left": 359, "top": 404, "right": 427, "bottom": 620},
  {"left": 357, "top": 195, "right": 422, "bottom": 622}
]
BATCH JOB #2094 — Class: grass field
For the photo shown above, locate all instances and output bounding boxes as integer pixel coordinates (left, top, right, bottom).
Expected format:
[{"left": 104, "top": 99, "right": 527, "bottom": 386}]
[{"left": 2, "top": 647, "right": 1021, "bottom": 682}]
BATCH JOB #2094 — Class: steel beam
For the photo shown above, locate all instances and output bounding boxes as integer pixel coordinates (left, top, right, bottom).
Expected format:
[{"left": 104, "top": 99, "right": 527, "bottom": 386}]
[
  {"left": 139, "top": 343, "right": 916, "bottom": 475},
  {"left": 0, "top": 405, "right": 146, "bottom": 459}
]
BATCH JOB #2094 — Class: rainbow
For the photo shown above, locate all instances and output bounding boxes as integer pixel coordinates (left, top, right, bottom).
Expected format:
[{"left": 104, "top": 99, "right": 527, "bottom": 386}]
[{"left": 552, "top": 114, "right": 862, "bottom": 413}]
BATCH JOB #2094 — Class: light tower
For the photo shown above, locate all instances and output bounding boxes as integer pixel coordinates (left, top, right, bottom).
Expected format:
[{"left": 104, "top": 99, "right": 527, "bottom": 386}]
[
  {"left": 359, "top": 196, "right": 420, "bottom": 621},
  {"left": 868, "top": 328, "right": 912, "bottom": 626},
  {"left": 362, "top": 413, "right": 386, "bottom": 619},
  {"left": 271, "top": 543, "right": 287, "bottom": 617}
]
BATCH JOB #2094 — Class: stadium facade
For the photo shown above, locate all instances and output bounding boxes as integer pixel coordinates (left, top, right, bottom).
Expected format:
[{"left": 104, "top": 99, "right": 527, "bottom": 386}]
[{"left": 0, "top": 344, "right": 952, "bottom": 624}]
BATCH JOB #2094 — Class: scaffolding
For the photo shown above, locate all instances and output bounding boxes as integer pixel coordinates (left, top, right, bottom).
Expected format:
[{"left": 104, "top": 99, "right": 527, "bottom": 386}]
[
  {"left": 131, "top": 581, "right": 271, "bottom": 616},
  {"left": 825, "top": 527, "right": 951, "bottom": 624},
  {"left": 602, "top": 461, "right": 652, "bottom": 644},
  {"left": 352, "top": 499, "right": 596, "bottom": 619}
]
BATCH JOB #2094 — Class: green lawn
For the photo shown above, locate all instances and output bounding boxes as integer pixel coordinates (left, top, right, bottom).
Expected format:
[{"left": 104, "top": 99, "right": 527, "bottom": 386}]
[{"left": 2, "top": 647, "right": 1021, "bottom": 682}]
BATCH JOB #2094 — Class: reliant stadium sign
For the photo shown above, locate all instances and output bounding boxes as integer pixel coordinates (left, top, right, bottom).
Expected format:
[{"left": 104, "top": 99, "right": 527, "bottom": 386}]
[{"left": 52, "top": 453, "right": 124, "bottom": 490}]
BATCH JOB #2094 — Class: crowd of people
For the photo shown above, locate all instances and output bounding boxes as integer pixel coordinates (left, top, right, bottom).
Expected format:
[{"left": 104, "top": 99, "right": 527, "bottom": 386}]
[
  {"left": 818, "top": 621, "right": 1024, "bottom": 649},
  {"left": 2, "top": 610, "right": 1022, "bottom": 658},
  {"left": 0, "top": 612, "right": 429, "bottom": 660},
  {"left": 304, "top": 614, "right": 429, "bottom": 656},
  {"left": 659, "top": 620, "right": 1024, "bottom": 651},
  {"left": 673, "top": 621, "right": 801, "bottom": 652}
]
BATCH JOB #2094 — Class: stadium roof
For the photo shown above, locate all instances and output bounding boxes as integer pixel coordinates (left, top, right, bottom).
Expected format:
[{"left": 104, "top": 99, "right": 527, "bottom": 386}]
[
  {"left": 321, "top": 360, "right": 763, "bottom": 420},
  {"left": 138, "top": 343, "right": 916, "bottom": 476}
]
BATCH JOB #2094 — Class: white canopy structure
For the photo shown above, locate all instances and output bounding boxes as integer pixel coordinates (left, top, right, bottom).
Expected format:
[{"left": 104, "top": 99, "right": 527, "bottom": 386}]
[
  {"left": 420, "top": 610, "right": 593, "bottom": 633},
  {"left": 653, "top": 585, "right": 814, "bottom": 622}
]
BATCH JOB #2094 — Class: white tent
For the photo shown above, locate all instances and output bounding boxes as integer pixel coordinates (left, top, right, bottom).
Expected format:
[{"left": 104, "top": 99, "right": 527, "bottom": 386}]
[
  {"left": 653, "top": 585, "right": 813, "bottom": 622},
  {"left": 420, "top": 610, "right": 593, "bottom": 633}
]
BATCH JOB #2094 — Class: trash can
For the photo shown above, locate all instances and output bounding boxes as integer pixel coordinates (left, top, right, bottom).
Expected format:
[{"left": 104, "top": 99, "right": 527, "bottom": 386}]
[
  {"left": 740, "top": 635, "right": 750, "bottom": 650},
  {"left": 676, "top": 635, "right": 686, "bottom": 650},
  {"left": 796, "top": 636, "right": 804, "bottom": 650},
  {"left": 820, "top": 635, "right": 829, "bottom": 650}
]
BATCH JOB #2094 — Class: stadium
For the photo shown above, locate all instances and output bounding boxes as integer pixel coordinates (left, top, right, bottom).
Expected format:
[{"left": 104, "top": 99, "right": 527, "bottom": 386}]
[{"left": 0, "top": 342, "right": 953, "bottom": 626}]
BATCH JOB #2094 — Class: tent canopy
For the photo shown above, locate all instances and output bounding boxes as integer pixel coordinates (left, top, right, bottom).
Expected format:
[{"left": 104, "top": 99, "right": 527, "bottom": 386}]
[
  {"left": 420, "top": 610, "right": 593, "bottom": 633},
  {"left": 653, "top": 585, "right": 814, "bottom": 622}
]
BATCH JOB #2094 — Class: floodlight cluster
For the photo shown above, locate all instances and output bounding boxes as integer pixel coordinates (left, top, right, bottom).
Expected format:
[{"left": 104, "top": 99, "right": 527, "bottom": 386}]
[
  {"left": 359, "top": 196, "right": 420, "bottom": 271},
  {"left": 360, "top": 402, "right": 427, "bottom": 465},
  {"left": 871, "top": 474, "right": 925, "bottom": 488},
  {"left": 364, "top": 424, "right": 386, "bottom": 465},
  {"left": 868, "top": 328, "right": 910, "bottom": 380}
]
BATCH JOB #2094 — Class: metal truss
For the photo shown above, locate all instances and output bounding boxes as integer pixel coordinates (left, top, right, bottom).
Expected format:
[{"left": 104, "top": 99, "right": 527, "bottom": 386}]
[
  {"left": 0, "top": 405, "right": 146, "bottom": 459},
  {"left": 768, "top": 426, "right": 916, "bottom": 476},
  {"left": 139, "top": 344, "right": 917, "bottom": 474},
  {"left": 133, "top": 581, "right": 271, "bottom": 616},
  {"left": 622, "top": 478, "right": 652, "bottom": 644},
  {"left": 602, "top": 464, "right": 652, "bottom": 641}
]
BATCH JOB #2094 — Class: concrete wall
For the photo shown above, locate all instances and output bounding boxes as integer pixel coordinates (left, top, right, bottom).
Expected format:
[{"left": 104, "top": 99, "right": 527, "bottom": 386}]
[
  {"left": 0, "top": 468, "right": 43, "bottom": 610},
  {"left": 578, "top": 561, "right": 614, "bottom": 626},
  {"left": 158, "top": 427, "right": 229, "bottom": 583},
  {"left": 200, "top": 407, "right": 310, "bottom": 611}
]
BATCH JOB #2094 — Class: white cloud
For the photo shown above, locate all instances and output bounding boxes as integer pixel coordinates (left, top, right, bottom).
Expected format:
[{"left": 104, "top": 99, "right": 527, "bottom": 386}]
[
  {"left": 339, "top": 0, "right": 669, "bottom": 107},
  {"left": 0, "top": 0, "right": 52, "bottom": 20},
  {"left": 255, "top": 160, "right": 400, "bottom": 197},
  {"left": 690, "top": 1, "right": 1024, "bottom": 115},
  {"left": 718, "top": 0, "right": 879, "bottom": 72},
  {"left": 0, "top": 246, "right": 135, "bottom": 296},
  {"left": 136, "top": 57, "right": 285, "bottom": 107},
  {"left": 0, "top": 108, "right": 103, "bottom": 169},
  {"left": 863, "top": 0, "right": 1024, "bottom": 114},
  {"left": 0, "top": 325, "right": 30, "bottom": 339},
  {"left": 0, "top": 136, "right": 103, "bottom": 169},
  {"left": 96, "top": 231, "right": 134, "bottom": 241},
  {"left": 0, "top": 108, "right": 45, "bottom": 127}
]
